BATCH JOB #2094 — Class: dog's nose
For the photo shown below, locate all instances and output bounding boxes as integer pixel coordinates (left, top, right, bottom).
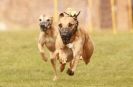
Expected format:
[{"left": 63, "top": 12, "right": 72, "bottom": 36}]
[
  {"left": 40, "top": 22, "right": 46, "bottom": 29},
  {"left": 40, "top": 24, "right": 45, "bottom": 28}
]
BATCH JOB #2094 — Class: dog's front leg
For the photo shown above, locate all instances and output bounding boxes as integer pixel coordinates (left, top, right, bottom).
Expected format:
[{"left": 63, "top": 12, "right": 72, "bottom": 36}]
[
  {"left": 50, "top": 51, "right": 59, "bottom": 81},
  {"left": 67, "top": 55, "right": 80, "bottom": 76},
  {"left": 38, "top": 42, "right": 47, "bottom": 62},
  {"left": 60, "top": 63, "right": 66, "bottom": 72},
  {"left": 67, "top": 40, "right": 83, "bottom": 76}
]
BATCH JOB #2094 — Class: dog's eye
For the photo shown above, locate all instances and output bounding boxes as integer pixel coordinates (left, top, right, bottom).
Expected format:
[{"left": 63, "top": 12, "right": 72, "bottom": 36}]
[
  {"left": 47, "top": 19, "right": 50, "bottom": 21},
  {"left": 39, "top": 19, "right": 42, "bottom": 21},
  {"left": 68, "top": 23, "right": 73, "bottom": 27},
  {"left": 58, "top": 23, "right": 62, "bottom": 28}
]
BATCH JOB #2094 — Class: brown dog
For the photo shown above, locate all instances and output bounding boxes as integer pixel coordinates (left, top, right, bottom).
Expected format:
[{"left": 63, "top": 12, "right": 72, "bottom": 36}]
[
  {"left": 51, "top": 11, "right": 94, "bottom": 81},
  {"left": 38, "top": 14, "right": 58, "bottom": 62}
]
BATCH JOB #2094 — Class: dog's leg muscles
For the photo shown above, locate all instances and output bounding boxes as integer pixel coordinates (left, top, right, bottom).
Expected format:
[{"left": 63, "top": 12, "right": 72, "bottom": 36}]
[
  {"left": 50, "top": 51, "right": 58, "bottom": 81},
  {"left": 67, "top": 40, "right": 83, "bottom": 76},
  {"left": 38, "top": 43, "right": 47, "bottom": 62},
  {"left": 71, "top": 56, "right": 80, "bottom": 71},
  {"left": 51, "top": 58, "right": 57, "bottom": 81},
  {"left": 67, "top": 60, "right": 73, "bottom": 75},
  {"left": 60, "top": 63, "right": 66, "bottom": 72},
  {"left": 67, "top": 53, "right": 81, "bottom": 76},
  {"left": 69, "top": 61, "right": 73, "bottom": 68},
  {"left": 68, "top": 59, "right": 74, "bottom": 70}
]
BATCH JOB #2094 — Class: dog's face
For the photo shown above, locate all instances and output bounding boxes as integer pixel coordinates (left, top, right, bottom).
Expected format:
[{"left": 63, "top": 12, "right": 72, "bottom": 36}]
[
  {"left": 58, "top": 12, "right": 80, "bottom": 45},
  {"left": 39, "top": 14, "right": 53, "bottom": 31}
]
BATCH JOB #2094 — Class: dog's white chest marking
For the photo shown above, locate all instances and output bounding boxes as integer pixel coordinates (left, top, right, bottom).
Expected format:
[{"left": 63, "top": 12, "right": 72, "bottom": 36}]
[{"left": 66, "top": 43, "right": 73, "bottom": 49}]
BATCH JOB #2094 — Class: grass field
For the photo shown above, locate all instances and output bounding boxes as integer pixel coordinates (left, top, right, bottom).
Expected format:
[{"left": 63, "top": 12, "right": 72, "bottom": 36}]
[{"left": 0, "top": 29, "right": 133, "bottom": 87}]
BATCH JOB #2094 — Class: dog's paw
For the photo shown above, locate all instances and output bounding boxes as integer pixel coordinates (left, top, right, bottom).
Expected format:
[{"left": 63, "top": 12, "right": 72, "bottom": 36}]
[
  {"left": 40, "top": 53, "right": 48, "bottom": 62},
  {"left": 66, "top": 68, "right": 74, "bottom": 76},
  {"left": 43, "top": 58, "right": 48, "bottom": 62},
  {"left": 42, "top": 57, "right": 48, "bottom": 62},
  {"left": 53, "top": 76, "right": 58, "bottom": 81}
]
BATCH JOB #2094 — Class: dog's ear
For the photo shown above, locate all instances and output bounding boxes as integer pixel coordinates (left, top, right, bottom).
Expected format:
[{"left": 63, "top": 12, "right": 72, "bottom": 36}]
[
  {"left": 59, "top": 13, "right": 64, "bottom": 18},
  {"left": 50, "top": 17, "right": 53, "bottom": 21},
  {"left": 64, "top": 12, "right": 71, "bottom": 16},
  {"left": 73, "top": 11, "right": 80, "bottom": 19}
]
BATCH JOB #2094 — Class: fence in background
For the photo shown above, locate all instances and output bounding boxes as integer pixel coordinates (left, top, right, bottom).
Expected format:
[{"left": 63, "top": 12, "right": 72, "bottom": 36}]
[
  {"left": 0, "top": 0, "right": 133, "bottom": 32},
  {"left": 54, "top": 0, "right": 133, "bottom": 34}
]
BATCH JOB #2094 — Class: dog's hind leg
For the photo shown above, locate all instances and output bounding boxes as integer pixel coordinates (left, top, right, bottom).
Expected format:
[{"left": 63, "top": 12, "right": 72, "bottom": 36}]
[
  {"left": 82, "top": 36, "right": 94, "bottom": 64},
  {"left": 50, "top": 51, "right": 59, "bottom": 81},
  {"left": 38, "top": 42, "right": 47, "bottom": 62}
]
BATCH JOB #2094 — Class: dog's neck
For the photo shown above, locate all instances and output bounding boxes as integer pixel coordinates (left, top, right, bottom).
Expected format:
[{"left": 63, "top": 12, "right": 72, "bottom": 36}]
[{"left": 41, "top": 25, "right": 54, "bottom": 37}]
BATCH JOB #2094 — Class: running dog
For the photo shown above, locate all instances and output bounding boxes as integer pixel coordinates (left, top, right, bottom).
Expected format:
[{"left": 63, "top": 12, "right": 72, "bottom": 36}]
[
  {"left": 50, "top": 11, "right": 94, "bottom": 81},
  {"left": 38, "top": 14, "right": 58, "bottom": 62}
]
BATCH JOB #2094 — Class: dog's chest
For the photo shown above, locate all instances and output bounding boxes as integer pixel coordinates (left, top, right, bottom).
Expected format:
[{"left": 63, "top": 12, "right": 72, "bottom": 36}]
[
  {"left": 59, "top": 48, "right": 73, "bottom": 64},
  {"left": 44, "top": 36, "right": 55, "bottom": 51},
  {"left": 44, "top": 36, "right": 55, "bottom": 43},
  {"left": 66, "top": 43, "right": 74, "bottom": 49}
]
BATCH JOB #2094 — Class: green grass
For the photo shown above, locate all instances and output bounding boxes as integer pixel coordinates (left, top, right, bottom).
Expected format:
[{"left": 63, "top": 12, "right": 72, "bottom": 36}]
[{"left": 0, "top": 29, "right": 133, "bottom": 87}]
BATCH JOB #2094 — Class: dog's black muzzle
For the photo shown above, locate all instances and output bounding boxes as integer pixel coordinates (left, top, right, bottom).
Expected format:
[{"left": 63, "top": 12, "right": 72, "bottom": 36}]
[
  {"left": 59, "top": 28, "right": 76, "bottom": 45},
  {"left": 40, "top": 22, "right": 50, "bottom": 31}
]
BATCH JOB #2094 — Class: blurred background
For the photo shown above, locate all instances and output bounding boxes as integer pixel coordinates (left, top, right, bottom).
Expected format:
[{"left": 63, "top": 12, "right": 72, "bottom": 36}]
[{"left": 0, "top": 0, "right": 133, "bottom": 32}]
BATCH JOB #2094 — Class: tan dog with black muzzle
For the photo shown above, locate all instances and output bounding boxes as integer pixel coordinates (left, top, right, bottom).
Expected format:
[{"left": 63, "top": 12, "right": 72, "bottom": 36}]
[
  {"left": 51, "top": 11, "right": 94, "bottom": 81},
  {"left": 38, "top": 14, "right": 58, "bottom": 62}
]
